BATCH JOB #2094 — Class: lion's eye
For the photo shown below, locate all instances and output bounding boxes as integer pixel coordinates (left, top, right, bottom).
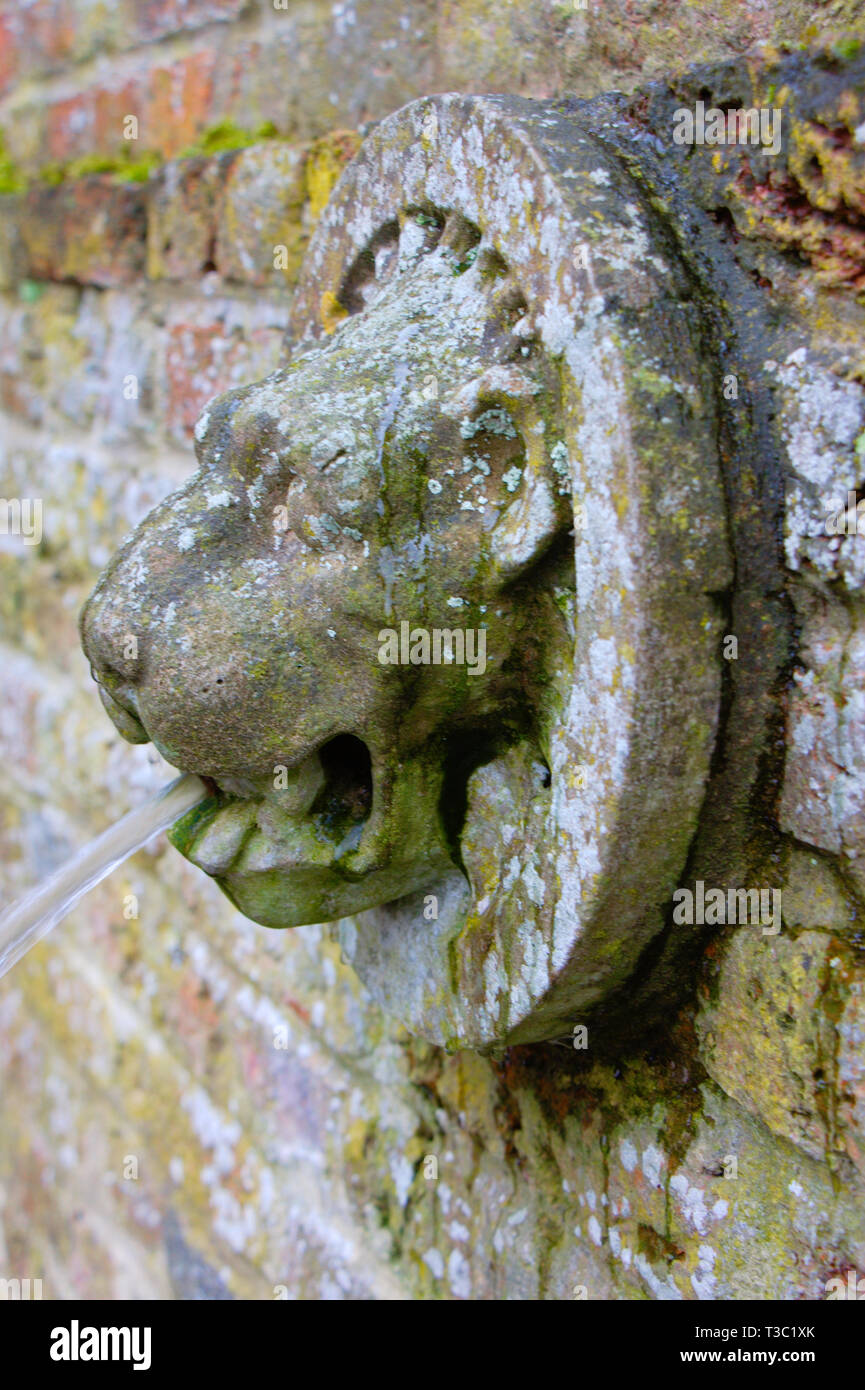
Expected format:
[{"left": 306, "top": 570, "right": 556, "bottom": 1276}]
[
  {"left": 459, "top": 408, "right": 526, "bottom": 493},
  {"left": 317, "top": 448, "right": 347, "bottom": 472},
  {"left": 257, "top": 449, "right": 295, "bottom": 485}
]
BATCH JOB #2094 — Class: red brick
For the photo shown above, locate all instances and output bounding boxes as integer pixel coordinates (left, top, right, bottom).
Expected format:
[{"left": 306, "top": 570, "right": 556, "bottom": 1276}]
[
  {"left": 45, "top": 91, "right": 95, "bottom": 163},
  {"left": 0, "top": 0, "right": 241, "bottom": 95},
  {"left": 4, "top": 2, "right": 435, "bottom": 173},
  {"left": 45, "top": 76, "right": 139, "bottom": 164},
  {"left": 134, "top": 0, "right": 249, "bottom": 43},
  {"left": 0, "top": 13, "right": 18, "bottom": 96},
  {"left": 91, "top": 77, "right": 146, "bottom": 156},
  {"left": 0, "top": 1, "right": 112, "bottom": 90},
  {"left": 40, "top": 50, "right": 221, "bottom": 169},
  {"left": 4, "top": 1, "right": 67, "bottom": 76},
  {"left": 145, "top": 48, "right": 219, "bottom": 158},
  {"left": 164, "top": 315, "right": 283, "bottom": 441}
]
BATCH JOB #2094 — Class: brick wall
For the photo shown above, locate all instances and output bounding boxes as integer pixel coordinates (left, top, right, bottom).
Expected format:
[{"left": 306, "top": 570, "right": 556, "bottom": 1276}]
[{"left": 2, "top": 0, "right": 865, "bottom": 1301}]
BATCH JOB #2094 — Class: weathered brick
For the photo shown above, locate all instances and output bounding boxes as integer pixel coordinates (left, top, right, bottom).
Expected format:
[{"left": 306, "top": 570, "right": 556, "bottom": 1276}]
[
  {"left": 0, "top": 284, "right": 161, "bottom": 445},
  {"left": 219, "top": 6, "right": 436, "bottom": 142},
  {"left": 304, "top": 130, "right": 361, "bottom": 221},
  {"left": 0, "top": 194, "right": 26, "bottom": 291},
  {"left": 783, "top": 846, "right": 862, "bottom": 936},
  {"left": 35, "top": 55, "right": 217, "bottom": 170},
  {"left": 0, "top": 427, "right": 184, "bottom": 589},
  {"left": 143, "top": 48, "right": 220, "bottom": 159},
  {"left": 697, "top": 929, "right": 865, "bottom": 1173},
  {"left": 0, "top": 1, "right": 86, "bottom": 87},
  {"left": 2, "top": 5, "right": 434, "bottom": 174},
  {"left": 147, "top": 153, "right": 238, "bottom": 281},
  {"left": 163, "top": 302, "right": 285, "bottom": 442},
  {"left": 781, "top": 585, "right": 865, "bottom": 898},
  {"left": 779, "top": 599, "right": 848, "bottom": 857},
  {"left": 0, "top": 0, "right": 244, "bottom": 97},
  {"left": 839, "top": 975, "right": 865, "bottom": 1179},
  {"left": 213, "top": 133, "right": 360, "bottom": 288},
  {"left": 18, "top": 178, "right": 147, "bottom": 287},
  {"left": 133, "top": 0, "right": 249, "bottom": 44},
  {"left": 215, "top": 143, "right": 307, "bottom": 287},
  {"left": 0, "top": 286, "right": 81, "bottom": 427},
  {"left": 437, "top": 0, "right": 585, "bottom": 100},
  {"left": 0, "top": 13, "right": 17, "bottom": 96}
]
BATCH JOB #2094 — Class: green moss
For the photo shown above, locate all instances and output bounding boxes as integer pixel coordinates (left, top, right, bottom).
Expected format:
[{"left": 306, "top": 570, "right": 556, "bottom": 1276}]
[
  {"left": 73, "top": 149, "right": 161, "bottom": 183},
  {"left": 830, "top": 36, "right": 861, "bottom": 62},
  {"left": 167, "top": 795, "right": 223, "bottom": 858},
  {"left": 179, "top": 119, "right": 281, "bottom": 159},
  {"left": 34, "top": 147, "right": 162, "bottom": 188},
  {"left": 37, "top": 163, "right": 66, "bottom": 187},
  {"left": 21, "top": 120, "right": 283, "bottom": 191},
  {"left": 447, "top": 245, "right": 479, "bottom": 276},
  {"left": 9, "top": 120, "right": 282, "bottom": 194},
  {"left": 0, "top": 131, "right": 25, "bottom": 195}
]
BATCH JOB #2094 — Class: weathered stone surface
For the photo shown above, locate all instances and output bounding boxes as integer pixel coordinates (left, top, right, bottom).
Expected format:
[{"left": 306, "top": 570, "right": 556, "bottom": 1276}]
[
  {"left": 838, "top": 974, "right": 865, "bottom": 1178},
  {"left": 17, "top": 178, "right": 148, "bottom": 287},
  {"left": 698, "top": 929, "right": 841, "bottom": 1163},
  {"left": 768, "top": 349, "right": 865, "bottom": 588},
  {"left": 780, "top": 583, "right": 865, "bottom": 894},
  {"left": 4, "top": 8, "right": 865, "bottom": 1303},
  {"left": 783, "top": 845, "right": 862, "bottom": 938},
  {"left": 214, "top": 143, "right": 307, "bottom": 287},
  {"left": 147, "top": 153, "right": 237, "bottom": 282}
]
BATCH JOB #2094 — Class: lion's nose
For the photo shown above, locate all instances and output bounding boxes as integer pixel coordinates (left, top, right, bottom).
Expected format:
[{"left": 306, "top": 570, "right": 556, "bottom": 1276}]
[{"left": 80, "top": 580, "right": 149, "bottom": 744}]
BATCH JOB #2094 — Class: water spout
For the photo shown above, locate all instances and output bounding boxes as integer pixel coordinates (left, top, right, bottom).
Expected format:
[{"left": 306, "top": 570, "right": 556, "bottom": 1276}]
[{"left": 0, "top": 773, "right": 207, "bottom": 982}]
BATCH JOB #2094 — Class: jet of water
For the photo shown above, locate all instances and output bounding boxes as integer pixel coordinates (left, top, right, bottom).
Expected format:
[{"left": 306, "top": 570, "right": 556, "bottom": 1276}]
[{"left": 0, "top": 773, "right": 207, "bottom": 982}]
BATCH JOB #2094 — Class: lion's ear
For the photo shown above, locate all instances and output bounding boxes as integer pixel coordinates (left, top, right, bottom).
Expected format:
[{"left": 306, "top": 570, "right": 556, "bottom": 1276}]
[
  {"left": 488, "top": 440, "right": 567, "bottom": 581},
  {"left": 439, "top": 367, "right": 568, "bottom": 581}
]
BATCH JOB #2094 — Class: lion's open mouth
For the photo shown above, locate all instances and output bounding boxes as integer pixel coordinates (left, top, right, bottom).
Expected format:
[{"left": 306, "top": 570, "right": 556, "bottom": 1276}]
[
  {"left": 94, "top": 662, "right": 380, "bottom": 885},
  {"left": 169, "top": 734, "right": 376, "bottom": 881},
  {"left": 164, "top": 728, "right": 448, "bottom": 927},
  {"left": 314, "top": 734, "right": 374, "bottom": 834},
  {"left": 160, "top": 724, "right": 463, "bottom": 929}
]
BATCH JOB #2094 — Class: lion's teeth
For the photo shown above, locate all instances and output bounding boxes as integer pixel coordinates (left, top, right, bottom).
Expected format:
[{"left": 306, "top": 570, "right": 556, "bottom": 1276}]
[{"left": 188, "top": 801, "right": 258, "bottom": 874}]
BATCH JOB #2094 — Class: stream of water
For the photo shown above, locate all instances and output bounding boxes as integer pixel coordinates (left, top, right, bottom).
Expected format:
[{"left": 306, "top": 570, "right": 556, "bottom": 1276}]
[{"left": 0, "top": 773, "right": 207, "bottom": 982}]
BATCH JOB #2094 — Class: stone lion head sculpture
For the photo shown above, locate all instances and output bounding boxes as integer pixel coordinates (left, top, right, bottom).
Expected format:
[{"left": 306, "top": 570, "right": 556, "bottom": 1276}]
[{"left": 81, "top": 94, "right": 730, "bottom": 1048}]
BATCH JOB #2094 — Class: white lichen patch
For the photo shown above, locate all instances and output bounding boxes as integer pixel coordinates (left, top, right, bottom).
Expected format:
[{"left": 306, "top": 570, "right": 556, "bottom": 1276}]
[
  {"left": 620, "top": 1139, "right": 638, "bottom": 1173},
  {"left": 642, "top": 1145, "right": 665, "bottom": 1189},
  {"left": 766, "top": 349, "right": 865, "bottom": 587}
]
